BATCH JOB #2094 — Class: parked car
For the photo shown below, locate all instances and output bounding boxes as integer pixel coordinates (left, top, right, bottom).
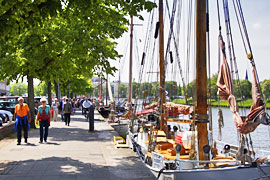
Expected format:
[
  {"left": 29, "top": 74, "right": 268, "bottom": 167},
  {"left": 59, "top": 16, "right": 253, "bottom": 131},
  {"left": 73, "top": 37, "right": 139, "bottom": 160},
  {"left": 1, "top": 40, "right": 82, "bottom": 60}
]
[
  {"left": 0, "top": 117, "right": 3, "bottom": 126},
  {"left": 0, "top": 113, "right": 6, "bottom": 123},
  {"left": 0, "top": 110, "right": 13, "bottom": 123},
  {"left": 0, "top": 101, "right": 16, "bottom": 114}
]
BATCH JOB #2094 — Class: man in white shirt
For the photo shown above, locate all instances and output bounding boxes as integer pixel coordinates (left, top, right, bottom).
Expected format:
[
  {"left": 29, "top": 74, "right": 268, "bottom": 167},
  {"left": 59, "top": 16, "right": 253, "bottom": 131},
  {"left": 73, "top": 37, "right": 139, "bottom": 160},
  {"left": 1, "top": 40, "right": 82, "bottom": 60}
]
[{"left": 82, "top": 99, "right": 92, "bottom": 115}]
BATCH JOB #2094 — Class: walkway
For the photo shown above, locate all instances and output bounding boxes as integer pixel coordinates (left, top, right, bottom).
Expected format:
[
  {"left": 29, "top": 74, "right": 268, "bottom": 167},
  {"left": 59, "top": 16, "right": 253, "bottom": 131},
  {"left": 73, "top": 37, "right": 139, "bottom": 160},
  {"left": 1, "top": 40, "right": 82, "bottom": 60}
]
[{"left": 0, "top": 112, "right": 155, "bottom": 180}]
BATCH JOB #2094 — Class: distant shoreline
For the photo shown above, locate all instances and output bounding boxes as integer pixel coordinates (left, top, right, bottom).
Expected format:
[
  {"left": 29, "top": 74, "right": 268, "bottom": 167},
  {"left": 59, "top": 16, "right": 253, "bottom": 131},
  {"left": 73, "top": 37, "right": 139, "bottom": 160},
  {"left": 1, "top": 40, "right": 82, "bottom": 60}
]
[{"left": 172, "top": 99, "right": 270, "bottom": 110}]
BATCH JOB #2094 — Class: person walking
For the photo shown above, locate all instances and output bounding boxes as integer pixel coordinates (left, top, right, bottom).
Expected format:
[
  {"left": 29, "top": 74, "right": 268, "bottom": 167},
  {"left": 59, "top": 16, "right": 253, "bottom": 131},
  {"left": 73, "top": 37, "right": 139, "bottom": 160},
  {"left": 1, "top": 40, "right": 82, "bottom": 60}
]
[
  {"left": 81, "top": 97, "right": 85, "bottom": 115},
  {"left": 37, "top": 98, "right": 51, "bottom": 143},
  {"left": 64, "top": 98, "right": 72, "bottom": 126},
  {"left": 52, "top": 98, "right": 59, "bottom": 121},
  {"left": 58, "top": 97, "right": 66, "bottom": 121},
  {"left": 14, "top": 97, "right": 31, "bottom": 145},
  {"left": 82, "top": 98, "right": 92, "bottom": 117}
]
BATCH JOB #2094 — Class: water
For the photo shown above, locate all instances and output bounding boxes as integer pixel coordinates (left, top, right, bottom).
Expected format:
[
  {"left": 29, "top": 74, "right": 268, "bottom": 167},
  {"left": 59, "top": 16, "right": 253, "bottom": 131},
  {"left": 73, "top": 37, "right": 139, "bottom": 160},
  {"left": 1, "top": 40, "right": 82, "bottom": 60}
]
[
  {"left": 133, "top": 99, "right": 270, "bottom": 157},
  {"left": 211, "top": 108, "right": 270, "bottom": 157}
]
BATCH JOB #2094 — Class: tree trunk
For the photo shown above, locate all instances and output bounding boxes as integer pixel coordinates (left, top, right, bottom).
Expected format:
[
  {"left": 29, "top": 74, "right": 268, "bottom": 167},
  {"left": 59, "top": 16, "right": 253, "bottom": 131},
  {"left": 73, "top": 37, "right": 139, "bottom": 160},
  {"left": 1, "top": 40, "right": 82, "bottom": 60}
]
[
  {"left": 54, "top": 80, "right": 59, "bottom": 100},
  {"left": 63, "top": 85, "right": 66, "bottom": 97},
  {"left": 27, "top": 75, "right": 35, "bottom": 128},
  {"left": 48, "top": 81, "right": 52, "bottom": 106}
]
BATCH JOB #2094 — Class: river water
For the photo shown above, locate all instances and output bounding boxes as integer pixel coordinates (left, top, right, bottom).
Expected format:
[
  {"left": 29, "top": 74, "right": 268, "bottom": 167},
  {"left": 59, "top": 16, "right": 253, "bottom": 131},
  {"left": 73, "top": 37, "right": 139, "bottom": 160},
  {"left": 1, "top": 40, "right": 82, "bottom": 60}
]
[
  {"left": 132, "top": 100, "right": 270, "bottom": 157},
  {"left": 211, "top": 108, "right": 270, "bottom": 157}
]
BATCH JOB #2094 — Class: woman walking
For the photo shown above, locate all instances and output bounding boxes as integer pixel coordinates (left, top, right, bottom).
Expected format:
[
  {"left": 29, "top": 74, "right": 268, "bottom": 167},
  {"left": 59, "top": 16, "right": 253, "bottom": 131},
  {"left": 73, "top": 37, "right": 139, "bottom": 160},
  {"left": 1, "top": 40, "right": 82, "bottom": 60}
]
[
  {"left": 52, "top": 98, "right": 59, "bottom": 121},
  {"left": 37, "top": 98, "right": 51, "bottom": 143}
]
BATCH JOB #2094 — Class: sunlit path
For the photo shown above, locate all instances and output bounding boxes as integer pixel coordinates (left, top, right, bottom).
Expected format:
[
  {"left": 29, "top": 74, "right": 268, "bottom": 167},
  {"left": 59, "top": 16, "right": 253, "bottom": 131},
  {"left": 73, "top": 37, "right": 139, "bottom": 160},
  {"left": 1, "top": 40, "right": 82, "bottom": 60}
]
[{"left": 0, "top": 112, "right": 155, "bottom": 180}]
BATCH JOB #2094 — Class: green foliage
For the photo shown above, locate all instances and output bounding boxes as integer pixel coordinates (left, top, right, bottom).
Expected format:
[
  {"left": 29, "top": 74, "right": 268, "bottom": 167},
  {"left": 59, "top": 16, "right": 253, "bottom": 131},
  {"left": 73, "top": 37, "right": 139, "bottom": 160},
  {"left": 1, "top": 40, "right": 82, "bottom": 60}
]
[
  {"left": 34, "top": 82, "right": 47, "bottom": 96},
  {"left": 0, "top": 0, "right": 62, "bottom": 40},
  {"left": 261, "top": 80, "right": 270, "bottom": 99},
  {"left": 233, "top": 79, "right": 252, "bottom": 99},
  {"left": 165, "top": 81, "right": 181, "bottom": 98},
  {"left": 140, "top": 82, "right": 153, "bottom": 97},
  {"left": 10, "top": 82, "right": 27, "bottom": 96},
  {"left": 186, "top": 80, "right": 196, "bottom": 98},
  {"left": 0, "top": 0, "right": 156, "bottom": 97},
  {"left": 151, "top": 82, "right": 160, "bottom": 98},
  {"left": 172, "top": 98, "right": 186, "bottom": 105},
  {"left": 132, "top": 82, "right": 140, "bottom": 98},
  {"left": 119, "top": 84, "right": 128, "bottom": 98},
  {"left": 208, "top": 73, "right": 218, "bottom": 99}
]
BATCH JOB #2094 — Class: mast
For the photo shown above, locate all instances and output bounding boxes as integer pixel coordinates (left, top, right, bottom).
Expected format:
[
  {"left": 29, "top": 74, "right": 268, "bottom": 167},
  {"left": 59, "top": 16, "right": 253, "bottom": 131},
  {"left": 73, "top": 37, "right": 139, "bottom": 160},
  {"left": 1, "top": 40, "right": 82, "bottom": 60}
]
[
  {"left": 159, "top": 0, "right": 165, "bottom": 131},
  {"left": 106, "top": 73, "right": 108, "bottom": 106},
  {"left": 196, "top": 0, "right": 209, "bottom": 161},
  {"left": 128, "top": 17, "right": 134, "bottom": 127},
  {"left": 100, "top": 75, "right": 103, "bottom": 103},
  {"left": 118, "top": 67, "right": 120, "bottom": 102},
  {"left": 128, "top": 17, "right": 133, "bottom": 105}
]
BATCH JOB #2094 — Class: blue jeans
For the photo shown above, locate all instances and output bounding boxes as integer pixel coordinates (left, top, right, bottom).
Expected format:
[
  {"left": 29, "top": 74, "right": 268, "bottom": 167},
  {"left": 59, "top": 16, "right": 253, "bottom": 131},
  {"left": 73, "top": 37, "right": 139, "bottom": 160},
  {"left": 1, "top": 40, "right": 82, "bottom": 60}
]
[{"left": 39, "top": 120, "right": 49, "bottom": 142}]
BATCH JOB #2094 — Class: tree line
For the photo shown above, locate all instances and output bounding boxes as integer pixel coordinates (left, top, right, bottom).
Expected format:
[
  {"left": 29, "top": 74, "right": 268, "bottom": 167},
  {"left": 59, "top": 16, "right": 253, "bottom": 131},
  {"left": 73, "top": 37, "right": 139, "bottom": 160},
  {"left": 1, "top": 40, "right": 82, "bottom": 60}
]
[{"left": 115, "top": 75, "right": 270, "bottom": 101}]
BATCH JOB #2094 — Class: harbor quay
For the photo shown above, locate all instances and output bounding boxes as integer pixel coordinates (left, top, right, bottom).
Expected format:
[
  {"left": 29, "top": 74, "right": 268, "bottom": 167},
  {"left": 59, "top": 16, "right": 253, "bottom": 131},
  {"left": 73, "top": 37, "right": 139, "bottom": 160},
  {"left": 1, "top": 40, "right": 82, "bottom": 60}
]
[{"left": 0, "top": 111, "right": 155, "bottom": 180}]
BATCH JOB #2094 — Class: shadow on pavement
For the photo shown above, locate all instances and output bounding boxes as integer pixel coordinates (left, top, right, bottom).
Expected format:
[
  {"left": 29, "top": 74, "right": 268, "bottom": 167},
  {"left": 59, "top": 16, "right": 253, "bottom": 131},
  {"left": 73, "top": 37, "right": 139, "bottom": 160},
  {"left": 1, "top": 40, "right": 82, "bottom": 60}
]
[{"left": 0, "top": 156, "right": 156, "bottom": 180}]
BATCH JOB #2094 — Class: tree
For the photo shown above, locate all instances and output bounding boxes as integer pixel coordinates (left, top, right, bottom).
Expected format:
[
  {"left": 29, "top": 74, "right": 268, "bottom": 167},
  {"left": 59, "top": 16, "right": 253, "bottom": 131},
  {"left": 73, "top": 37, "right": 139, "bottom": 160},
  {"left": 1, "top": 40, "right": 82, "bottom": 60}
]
[
  {"left": 34, "top": 82, "right": 48, "bottom": 96},
  {"left": 132, "top": 82, "right": 141, "bottom": 99},
  {"left": 261, "top": 80, "right": 270, "bottom": 99},
  {"left": 186, "top": 80, "right": 196, "bottom": 98},
  {"left": 233, "top": 79, "right": 252, "bottom": 99},
  {"left": 0, "top": 1, "right": 156, "bottom": 128},
  {"left": 151, "top": 82, "right": 160, "bottom": 98},
  {"left": 209, "top": 73, "right": 218, "bottom": 100},
  {"left": 140, "top": 82, "right": 153, "bottom": 98},
  {"left": 10, "top": 83, "right": 27, "bottom": 96},
  {"left": 119, "top": 84, "right": 128, "bottom": 98},
  {"left": 165, "top": 81, "right": 178, "bottom": 98}
]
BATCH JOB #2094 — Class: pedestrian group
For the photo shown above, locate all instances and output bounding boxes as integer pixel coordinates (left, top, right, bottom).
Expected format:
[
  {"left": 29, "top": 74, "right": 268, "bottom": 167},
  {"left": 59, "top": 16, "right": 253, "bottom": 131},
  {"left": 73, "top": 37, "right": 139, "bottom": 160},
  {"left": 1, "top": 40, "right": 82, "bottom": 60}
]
[{"left": 14, "top": 96, "right": 78, "bottom": 145}]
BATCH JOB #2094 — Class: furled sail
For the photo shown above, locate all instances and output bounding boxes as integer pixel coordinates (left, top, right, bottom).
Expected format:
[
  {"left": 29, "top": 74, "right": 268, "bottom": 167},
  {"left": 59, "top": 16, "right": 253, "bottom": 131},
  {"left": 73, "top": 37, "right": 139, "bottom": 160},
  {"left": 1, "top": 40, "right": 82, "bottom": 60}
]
[{"left": 216, "top": 35, "right": 269, "bottom": 134}]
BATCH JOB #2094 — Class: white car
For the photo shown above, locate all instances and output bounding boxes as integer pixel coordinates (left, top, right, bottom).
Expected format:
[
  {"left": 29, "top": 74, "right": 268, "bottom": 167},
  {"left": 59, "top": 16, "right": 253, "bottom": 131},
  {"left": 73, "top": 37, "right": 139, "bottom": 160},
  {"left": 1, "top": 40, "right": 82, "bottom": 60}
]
[{"left": 0, "top": 110, "right": 13, "bottom": 123}]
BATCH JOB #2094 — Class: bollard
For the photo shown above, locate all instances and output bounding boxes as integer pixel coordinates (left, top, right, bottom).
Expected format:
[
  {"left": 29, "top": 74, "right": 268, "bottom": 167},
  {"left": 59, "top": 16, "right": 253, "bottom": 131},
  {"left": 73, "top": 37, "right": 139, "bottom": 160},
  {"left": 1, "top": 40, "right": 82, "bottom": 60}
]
[{"left": 88, "top": 105, "right": 95, "bottom": 132}]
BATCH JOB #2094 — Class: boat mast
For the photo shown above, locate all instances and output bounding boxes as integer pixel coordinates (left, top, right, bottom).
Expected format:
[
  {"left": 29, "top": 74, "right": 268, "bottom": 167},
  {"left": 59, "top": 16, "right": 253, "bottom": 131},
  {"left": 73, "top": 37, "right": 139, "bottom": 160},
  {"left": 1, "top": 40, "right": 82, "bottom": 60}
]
[
  {"left": 196, "top": 0, "right": 209, "bottom": 161},
  {"left": 100, "top": 75, "right": 103, "bottom": 103},
  {"left": 128, "top": 17, "right": 133, "bottom": 106},
  {"left": 128, "top": 17, "right": 134, "bottom": 126},
  {"left": 106, "top": 73, "right": 108, "bottom": 106},
  {"left": 118, "top": 66, "right": 120, "bottom": 102},
  {"left": 159, "top": 0, "right": 165, "bottom": 131}
]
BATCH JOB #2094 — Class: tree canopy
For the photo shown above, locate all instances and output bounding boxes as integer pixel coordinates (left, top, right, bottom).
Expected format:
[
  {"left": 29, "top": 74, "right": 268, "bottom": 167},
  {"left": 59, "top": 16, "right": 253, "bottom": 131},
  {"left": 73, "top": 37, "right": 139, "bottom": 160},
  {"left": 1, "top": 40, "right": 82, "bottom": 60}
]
[
  {"left": 10, "top": 82, "right": 27, "bottom": 96},
  {"left": 0, "top": 0, "right": 156, "bottom": 127}
]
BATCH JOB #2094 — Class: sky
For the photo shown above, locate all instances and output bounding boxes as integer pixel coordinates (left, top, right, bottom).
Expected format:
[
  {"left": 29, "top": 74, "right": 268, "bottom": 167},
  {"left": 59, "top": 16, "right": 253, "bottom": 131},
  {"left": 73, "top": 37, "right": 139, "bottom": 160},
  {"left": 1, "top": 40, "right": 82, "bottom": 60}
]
[{"left": 110, "top": 0, "right": 270, "bottom": 85}]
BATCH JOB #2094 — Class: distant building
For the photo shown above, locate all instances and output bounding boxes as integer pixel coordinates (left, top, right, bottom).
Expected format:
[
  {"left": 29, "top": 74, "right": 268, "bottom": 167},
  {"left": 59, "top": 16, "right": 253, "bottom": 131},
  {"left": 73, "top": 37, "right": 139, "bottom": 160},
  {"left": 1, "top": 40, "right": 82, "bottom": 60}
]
[{"left": 0, "top": 80, "right": 10, "bottom": 96}]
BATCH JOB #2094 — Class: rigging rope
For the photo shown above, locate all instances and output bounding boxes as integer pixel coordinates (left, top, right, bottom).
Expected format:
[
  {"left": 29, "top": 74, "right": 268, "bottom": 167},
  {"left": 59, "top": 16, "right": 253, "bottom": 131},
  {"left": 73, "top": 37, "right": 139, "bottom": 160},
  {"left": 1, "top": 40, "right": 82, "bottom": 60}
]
[
  {"left": 222, "top": 0, "right": 245, "bottom": 111},
  {"left": 206, "top": 0, "right": 213, "bottom": 146},
  {"left": 164, "top": 0, "right": 177, "bottom": 81},
  {"left": 134, "top": 2, "right": 157, "bottom": 112},
  {"left": 185, "top": 0, "right": 193, "bottom": 87},
  {"left": 165, "top": 0, "right": 188, "bottom": 103}
]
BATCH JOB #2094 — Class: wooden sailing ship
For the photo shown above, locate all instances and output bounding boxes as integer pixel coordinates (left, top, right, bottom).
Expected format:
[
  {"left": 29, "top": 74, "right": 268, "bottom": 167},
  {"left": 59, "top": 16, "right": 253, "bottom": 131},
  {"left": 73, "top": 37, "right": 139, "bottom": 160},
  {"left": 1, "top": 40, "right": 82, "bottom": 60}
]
[{"left": 127, "top": 0, "right": 270, "bottom": 179}]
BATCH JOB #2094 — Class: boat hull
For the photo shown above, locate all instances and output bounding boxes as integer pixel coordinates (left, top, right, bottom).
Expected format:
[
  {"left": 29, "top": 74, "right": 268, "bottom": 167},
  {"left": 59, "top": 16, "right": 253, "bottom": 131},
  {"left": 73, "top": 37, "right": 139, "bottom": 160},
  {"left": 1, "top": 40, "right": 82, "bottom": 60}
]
[
  {"left": 151, "top": 165, "right": 270, "bottom": 180},
  {"left": 111, "top": 123, "right": 129, "bottom": 138},
  {"left": 129, "top": 132, "right": 270, "bottom": 180},
  {"left": 98, "top": 108, "right": 110, "bottom": 118}
]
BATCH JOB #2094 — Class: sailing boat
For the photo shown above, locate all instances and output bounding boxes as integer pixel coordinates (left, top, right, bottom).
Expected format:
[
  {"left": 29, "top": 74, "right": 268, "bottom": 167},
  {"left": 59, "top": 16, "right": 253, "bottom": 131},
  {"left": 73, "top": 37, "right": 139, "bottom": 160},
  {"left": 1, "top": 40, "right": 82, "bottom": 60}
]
[
  {"left": 110, "top": 18, "right": 135, "bottom": 138},
  {"left": 128, "top": 0, "right": 270, "bottom": 179}
]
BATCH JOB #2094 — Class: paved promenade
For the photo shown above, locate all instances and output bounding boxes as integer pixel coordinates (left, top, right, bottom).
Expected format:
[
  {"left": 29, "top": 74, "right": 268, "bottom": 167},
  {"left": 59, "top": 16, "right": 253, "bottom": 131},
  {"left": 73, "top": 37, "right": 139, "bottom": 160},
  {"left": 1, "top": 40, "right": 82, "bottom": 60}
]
[{"left": 0, "top": 112, "right": 155, "bottom": 180}]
